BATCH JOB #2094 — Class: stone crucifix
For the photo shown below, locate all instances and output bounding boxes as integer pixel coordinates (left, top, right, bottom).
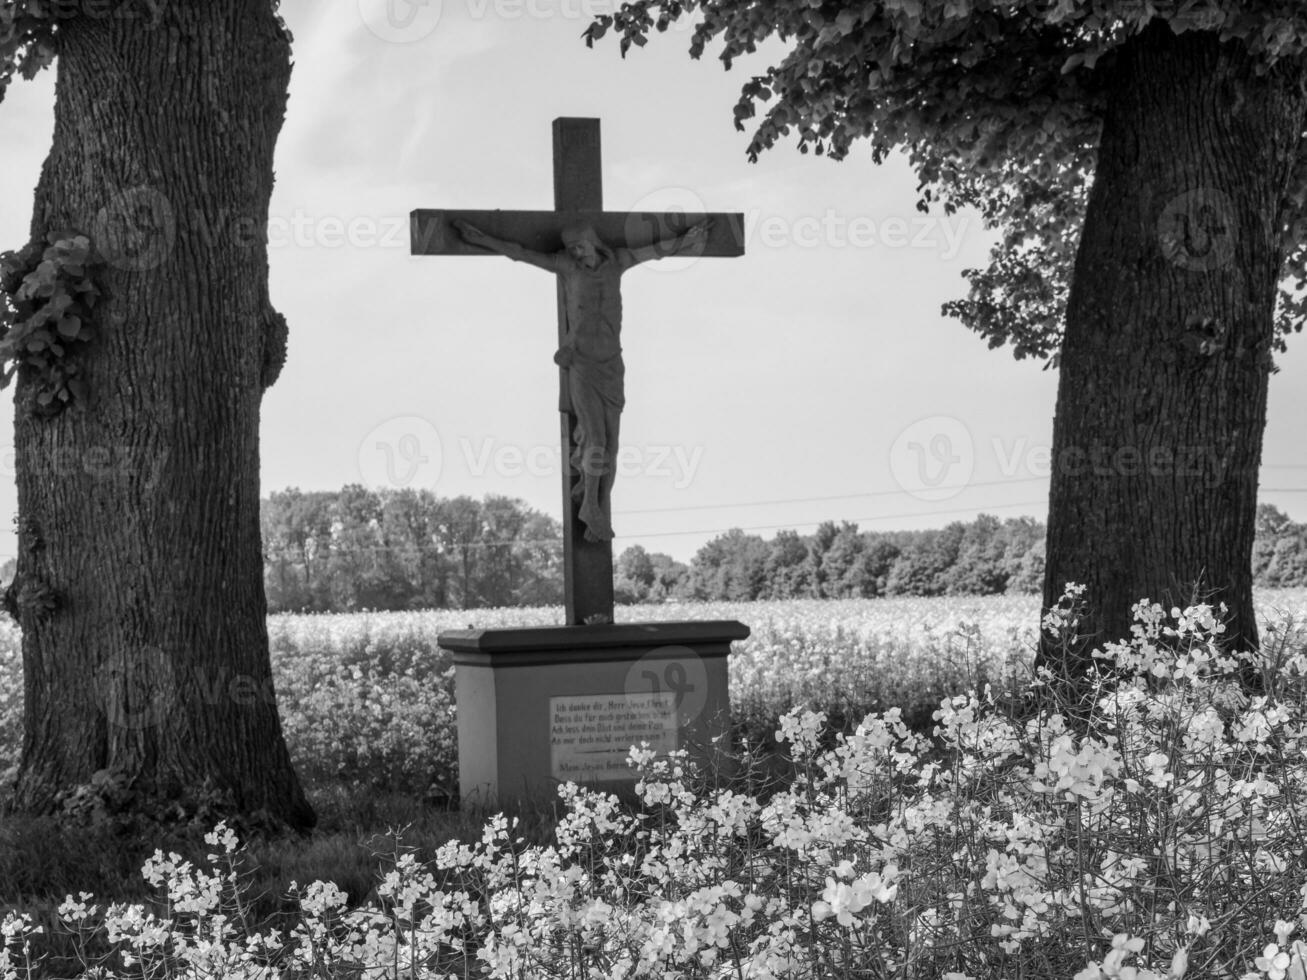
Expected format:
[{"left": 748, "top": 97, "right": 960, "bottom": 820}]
[{"left": 411, "top": 117, "right": 745, "bottom": 626}]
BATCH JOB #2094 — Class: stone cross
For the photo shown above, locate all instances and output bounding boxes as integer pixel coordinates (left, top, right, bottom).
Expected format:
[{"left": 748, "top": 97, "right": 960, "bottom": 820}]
[{"left": 411, "top": 117, "right": 744, "bottom": 626}]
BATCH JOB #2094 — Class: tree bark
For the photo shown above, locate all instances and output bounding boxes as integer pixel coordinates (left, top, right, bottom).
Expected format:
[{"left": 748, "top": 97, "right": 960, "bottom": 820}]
[
  {"left": 8, "top": 0, "right": 314, "bottom": 830},
  {"left": 1040, "top": 22, "right": 1307, "bottom": 688}
]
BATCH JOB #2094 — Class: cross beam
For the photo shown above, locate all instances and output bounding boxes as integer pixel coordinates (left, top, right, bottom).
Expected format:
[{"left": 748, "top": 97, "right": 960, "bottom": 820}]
[
  {"left": 411, "top": 209, "right": 747, "bottom": 260},
  {"left": 410, "top": 118, "right": 744, "bottom": 625}
]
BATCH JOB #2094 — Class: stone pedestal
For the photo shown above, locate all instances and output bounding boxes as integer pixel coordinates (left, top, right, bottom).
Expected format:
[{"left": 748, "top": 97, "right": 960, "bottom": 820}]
[{"left": 441, "top": 620, "right": 749, "bottom": 808}]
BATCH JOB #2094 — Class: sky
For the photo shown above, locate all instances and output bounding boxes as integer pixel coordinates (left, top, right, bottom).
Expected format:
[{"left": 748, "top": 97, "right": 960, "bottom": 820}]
[{"left": 0, "top": 0, "right": 1304, "bottom": 565}]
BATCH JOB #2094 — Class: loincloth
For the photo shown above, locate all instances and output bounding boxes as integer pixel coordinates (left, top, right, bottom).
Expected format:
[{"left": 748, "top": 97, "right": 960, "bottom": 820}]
[{"left": 557, "top": 349, "right": 625, "bottom": 412}]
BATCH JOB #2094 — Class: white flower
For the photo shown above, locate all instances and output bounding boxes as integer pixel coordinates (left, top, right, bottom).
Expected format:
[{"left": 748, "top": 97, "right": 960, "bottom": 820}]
[
  {"left": 811, "top": 865, "right": 897, "bottom": 927},
  {"left": 1257, "top": 943, "right": 1292, "bottom": 980},
  {"left": 204, "top": 821, "right": 239, "bottom": 857},
  {"left": 57, "top": 893, "right": 97, "bottom": 925}
]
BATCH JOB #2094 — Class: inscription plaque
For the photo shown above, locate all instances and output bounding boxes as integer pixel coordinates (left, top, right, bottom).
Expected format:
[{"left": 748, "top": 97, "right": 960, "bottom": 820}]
[{"left": 550, "top": 692, "right": 679, "bottom": 782}]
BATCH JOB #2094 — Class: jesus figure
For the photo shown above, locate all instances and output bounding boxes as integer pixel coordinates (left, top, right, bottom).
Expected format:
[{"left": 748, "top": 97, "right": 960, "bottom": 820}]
[{"left": 453, "top": 218, "right": 712, "bottom": 542}]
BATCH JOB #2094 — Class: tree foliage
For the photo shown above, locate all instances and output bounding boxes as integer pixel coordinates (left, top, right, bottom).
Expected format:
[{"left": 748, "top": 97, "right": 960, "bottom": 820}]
[
  {"left": 1253, "top": 504, "right": 1307, "bottom": 589},
  {"left": 261, "top": 496, "right": 1307, "bottom": 611},
  {"left": 261, "top": 487, "right": 564, "bottom": 613},
  {"left": 0, "top": 1, "right": 59, "bottom": 101},
  {"left": 586, "top": 1, "right": 1307, "bottom": 364},
  {"left": 680, "top": 512, "right": 1304, "bottom": 604}
]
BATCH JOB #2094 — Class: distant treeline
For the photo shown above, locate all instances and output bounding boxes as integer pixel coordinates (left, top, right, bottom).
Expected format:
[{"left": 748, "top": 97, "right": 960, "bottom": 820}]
[
  {"left": 262, "top": 487, "right": 563, "bottom": 614},
  {"left": 260, "top": 488, "right": 1307, "bottom": 613}
]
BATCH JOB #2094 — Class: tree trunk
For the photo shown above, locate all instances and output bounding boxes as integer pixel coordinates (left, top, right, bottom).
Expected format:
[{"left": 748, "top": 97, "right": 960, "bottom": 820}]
[
  {"left": 8, "top": 1, "right": 313, "bottom": 830},
  {"left": 1040, "top": 22, "right": 1307, "bottom": 688}
]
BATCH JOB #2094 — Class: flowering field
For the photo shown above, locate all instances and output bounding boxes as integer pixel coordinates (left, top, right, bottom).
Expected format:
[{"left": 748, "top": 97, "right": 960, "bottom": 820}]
[
  {"left": 268, "top": 594, "right": 1048, "bottom": 795},
  {"left": 3, "top": 592, "right": 1307, "bottom": 797},
  {"left": 6, "top": 592, "right": 1307, "bottom": 978}
]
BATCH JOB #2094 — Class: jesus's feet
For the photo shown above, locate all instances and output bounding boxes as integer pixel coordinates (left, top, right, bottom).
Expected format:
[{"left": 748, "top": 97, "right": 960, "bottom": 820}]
[{"left": 579, "top": 499, "right": 614, "bottom": 542}]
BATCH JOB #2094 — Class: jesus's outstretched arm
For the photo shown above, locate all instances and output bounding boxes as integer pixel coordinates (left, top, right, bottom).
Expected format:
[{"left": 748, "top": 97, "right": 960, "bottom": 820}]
[
  {"left": 454, "top": 220, "right": 560, "bottom": 273},
  {"left": 620, "top": 219, "right": 714, "bottom": 269}
]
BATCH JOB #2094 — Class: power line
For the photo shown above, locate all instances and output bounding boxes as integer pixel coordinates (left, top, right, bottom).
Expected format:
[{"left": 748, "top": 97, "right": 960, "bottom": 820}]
[
  {"left": 624, "top": 500, "right": 1052, "bottom": 539},
  {"left": 261, "top": 489, "right": 1307, "bottom": 554},
  {"left": 616, "top": 472, "right": 1307, "bottom": 516},
  {"left": 621, "top": 476, "right": 1049, "bottom": 514}
]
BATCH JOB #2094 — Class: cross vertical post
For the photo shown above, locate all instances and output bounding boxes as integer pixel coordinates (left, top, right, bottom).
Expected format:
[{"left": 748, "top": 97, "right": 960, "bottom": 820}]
[{"left": 552, "top": 118, "right": 613, "bottom": 625}]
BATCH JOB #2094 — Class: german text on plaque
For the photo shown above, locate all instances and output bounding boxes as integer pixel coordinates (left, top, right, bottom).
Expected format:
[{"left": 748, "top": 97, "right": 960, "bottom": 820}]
[{"left": 549, "top": 693, "right": 679, "bottom": 781}]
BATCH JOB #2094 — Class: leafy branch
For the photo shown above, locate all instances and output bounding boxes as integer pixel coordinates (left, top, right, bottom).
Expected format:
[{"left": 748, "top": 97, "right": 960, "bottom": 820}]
[
  {"left": 0, "top": 231, "right": 103, "bottom": 416},
  {"left": 583, "top": 1, "right": 1307, "bottom": 358},
  {"left": 0, "top": 1, "right": 59, "bottom": 105}
]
